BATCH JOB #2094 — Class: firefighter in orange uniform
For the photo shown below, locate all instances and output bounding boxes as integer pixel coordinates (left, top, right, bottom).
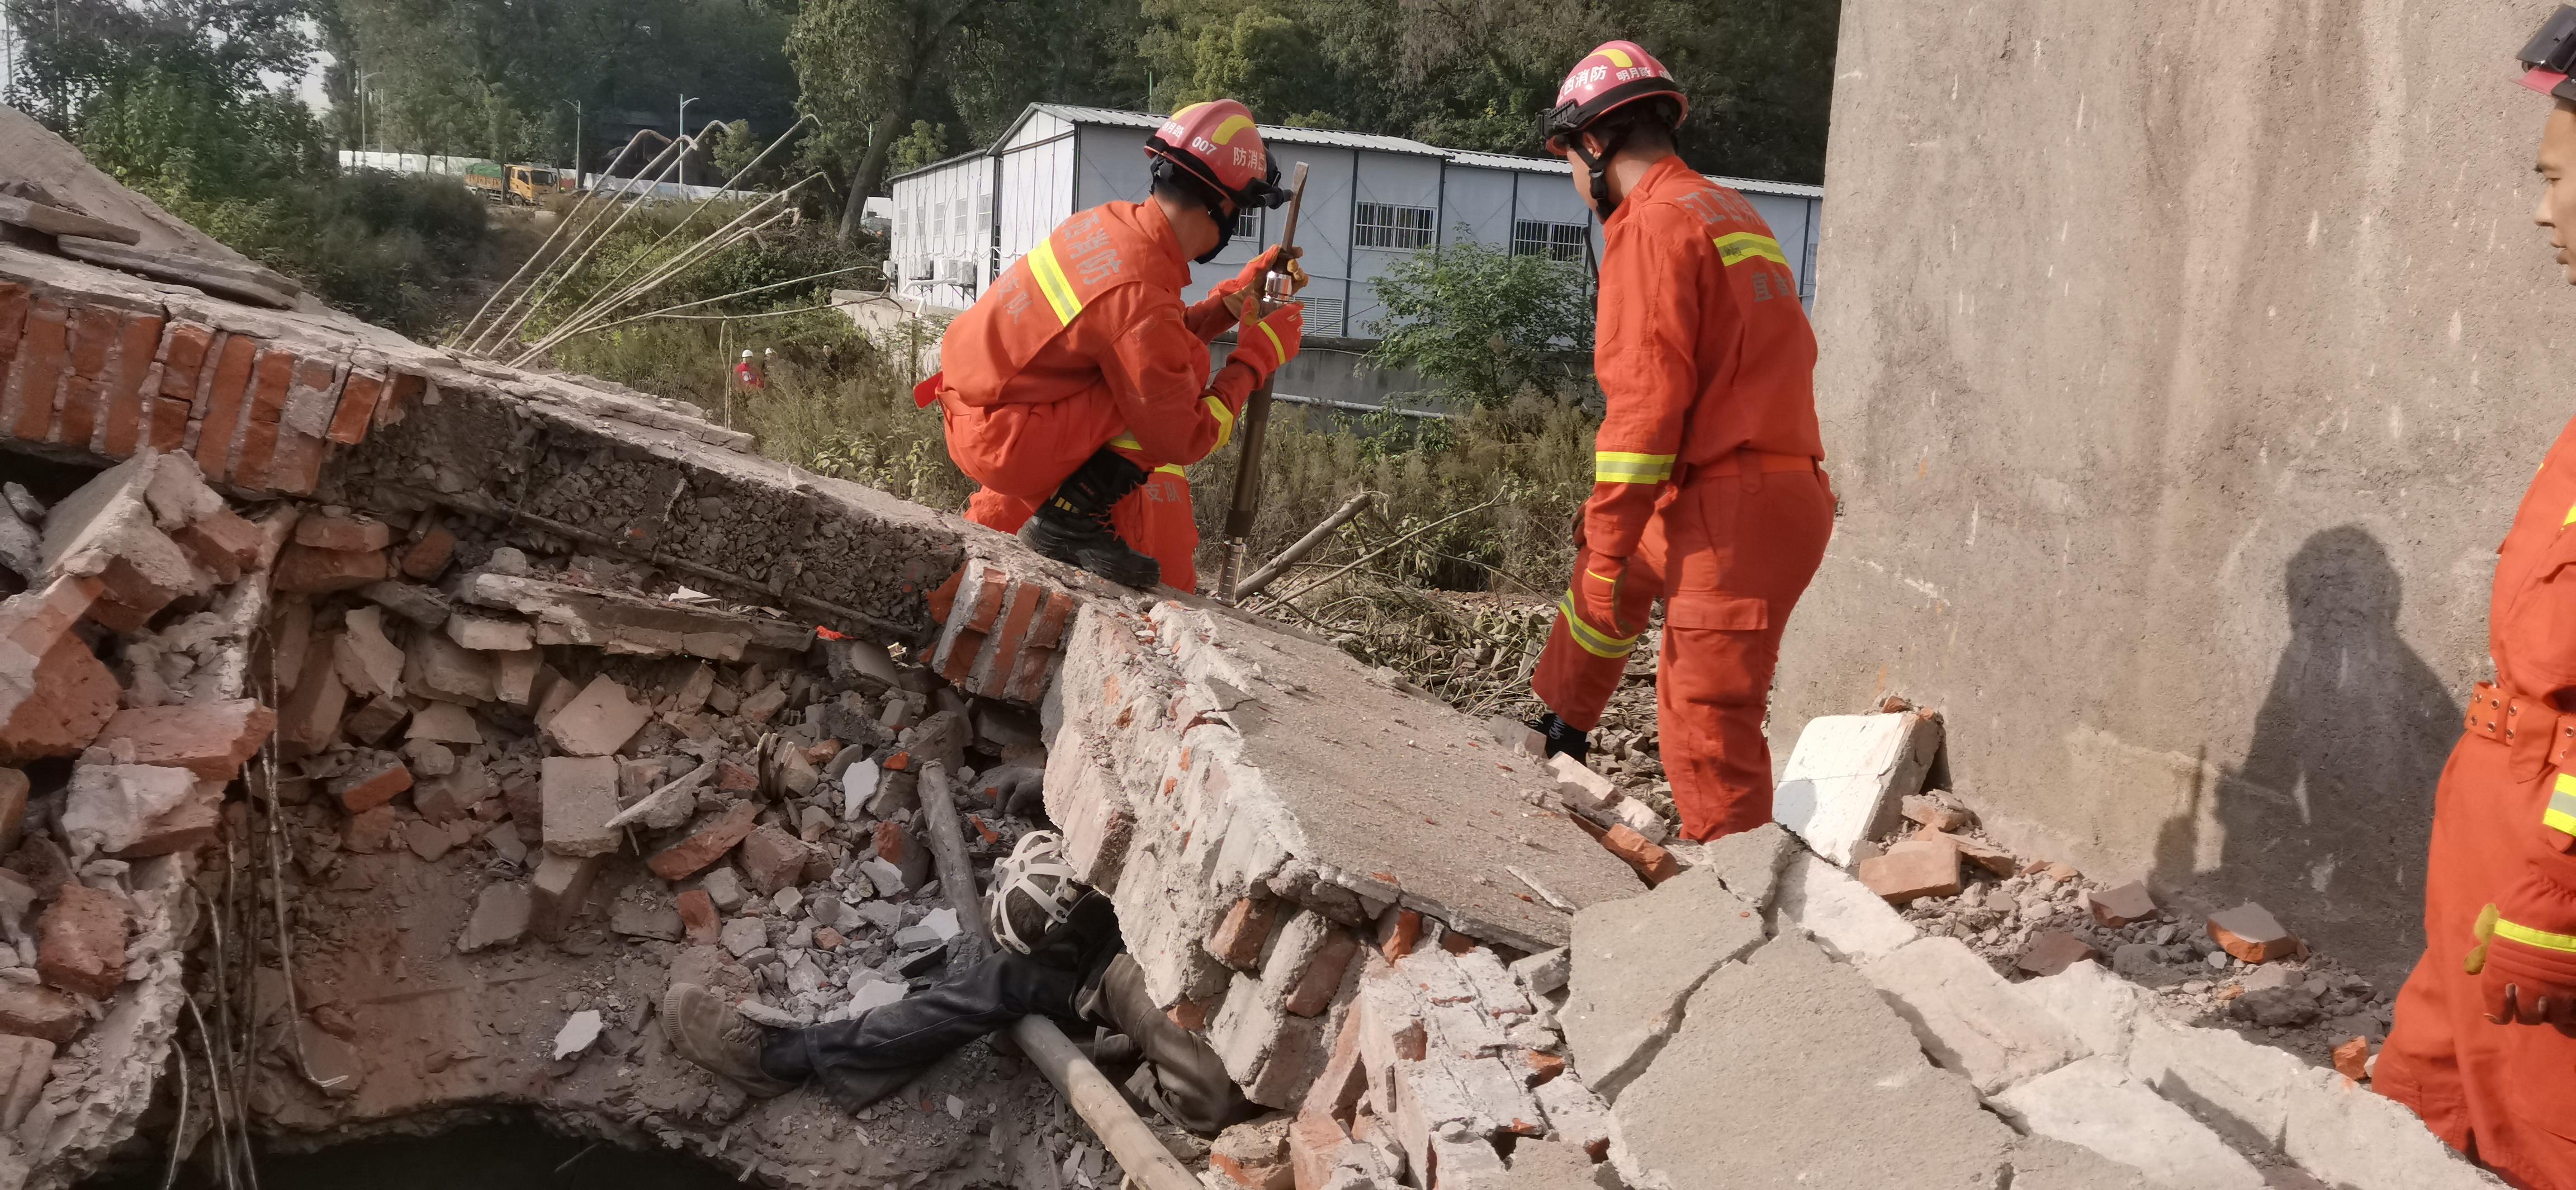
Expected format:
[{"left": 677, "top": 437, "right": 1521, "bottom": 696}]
[
  {"left": 2376, "top": 13, "right": 2576, "bottom": 1186},
  {"left": 1524, "top": 41, "right": 1833, "bottom": 842},
  {"left": 922, "top": 99, "right": 1306, "bottom": 591}
]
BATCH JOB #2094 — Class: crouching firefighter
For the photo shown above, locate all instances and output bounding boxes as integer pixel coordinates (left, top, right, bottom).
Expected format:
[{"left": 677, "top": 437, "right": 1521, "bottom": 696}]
[
  {"left": 661, "top": 832, "right": 1257, "bottom": 1132},
  {"left": 918, "top": 98, "right": 1309, "bottom": 592},
  {"left": 1525, "top": 40, "right": 1835, "bottom": 842}
]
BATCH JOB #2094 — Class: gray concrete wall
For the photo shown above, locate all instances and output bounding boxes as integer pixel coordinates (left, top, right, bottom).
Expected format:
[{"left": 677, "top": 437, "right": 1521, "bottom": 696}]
[{"left": 1778, "top": 0, "right": 2576, "bottom": 981}]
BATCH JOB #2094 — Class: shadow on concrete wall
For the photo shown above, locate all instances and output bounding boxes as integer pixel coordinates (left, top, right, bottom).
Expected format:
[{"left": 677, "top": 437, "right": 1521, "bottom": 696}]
[{"left": 2151, "top": 525, "right": 2459, "bottom": 983}]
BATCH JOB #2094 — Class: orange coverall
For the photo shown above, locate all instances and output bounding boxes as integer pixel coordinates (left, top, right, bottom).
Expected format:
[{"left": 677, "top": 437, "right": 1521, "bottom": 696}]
[
  {"left": 2378, "top": 415, "right": 2576, "bottom": 1189},
  {"left": 1531, "top": 155, "right": 1832, "bottom": 842},
  {"left": 931, "top": 199, "right": 1263, "bottom": 591}
]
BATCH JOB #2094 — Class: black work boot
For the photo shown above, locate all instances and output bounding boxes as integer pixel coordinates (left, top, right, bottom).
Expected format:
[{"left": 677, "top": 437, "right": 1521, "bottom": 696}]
[
  {"left": 1020, "top": 448, "right": 1161, "bottom": 588},
  {"left": 1533, "top": 712, "right": 1590, "bottom": 763}
]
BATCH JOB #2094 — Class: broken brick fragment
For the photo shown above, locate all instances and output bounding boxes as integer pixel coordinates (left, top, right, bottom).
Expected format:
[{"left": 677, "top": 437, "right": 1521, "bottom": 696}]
[
  {"left": 329, "top": 756, "right": 411, "bottom": 814},
  {"left": 172, "top": 507, "right": 263, "bottom": 583},
  {"left": 1523, "top": 1049, "right": 1568, "bottom": 1087},
  {"left": 1209, "top": 896, "right": 1281, "bottom": 972},
  {"left": 398, "top": 526, "right": 456, "bottom": 580},
  {"left": 645, "top": 801, "right": 761, "bottom": 880},
  {"left": 1857, "top": 837, "right": 1962, "bottom": 904},
  {"left": 2089, "top": 880, "right": 2159, "bottom": 928},
  {"left": 738, "top": 825, "right": 812, "bottom": 895},
  {"left": 36, "top": 882, "right": 128, "bottom": 998},
  {"left": 93, "top": 699, "right": 274, "bottom": 780},
  {"left": 2333, "top": 1036, "right": 2371, "bottom": 1082},
  {"left": 2208, "top": 903, "right": 2299, "bottom": 963},
  {"left": 293, "top": 514, "right": 391, "bottom": 553},
  {"left": 1600, "top": 823, "right": 1683, "bottom": 886},
  {"left": 1375, "top": 908, "right": 1422, "bottom": 962},
  {"left": 676, "top": 889, "right": 720, "bottom": 946},
  {"left": 1284, "top": 928, "right": 1362, "bottom": 1018},
  {"left": 2015, "top": 930, "right": 2102, "bottom": 978},
  {"left": 272, "top": 543, "right": 389, "bottom": 593},
  {"left": 0, "top": 577, "right": 120, "bottom": 764},
  {"left": 0, "top": 984, "right": 80, "bottom": 1043}
]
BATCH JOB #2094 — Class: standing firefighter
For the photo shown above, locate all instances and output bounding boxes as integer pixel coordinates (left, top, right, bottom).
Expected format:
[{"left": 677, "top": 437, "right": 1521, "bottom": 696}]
[
  {"left": 2378, "top": 12, "right": 2576, "bottom": 1183},
  {"left": 1526, "top": 41, "right": 1834, "bottom": 842},
  {"left": 922, "top": 99, "right": 1307, "bottom": 592}
]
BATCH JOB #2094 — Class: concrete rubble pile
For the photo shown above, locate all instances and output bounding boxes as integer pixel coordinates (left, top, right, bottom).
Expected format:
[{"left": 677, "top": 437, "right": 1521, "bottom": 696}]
[{"left": 0, "top": 448, "right": 282, "bottom": 1189}]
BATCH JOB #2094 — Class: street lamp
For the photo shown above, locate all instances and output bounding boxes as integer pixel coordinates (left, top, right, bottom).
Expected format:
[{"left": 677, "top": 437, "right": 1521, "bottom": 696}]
[
  {"left": 357, "top": 70, "right": 380, "bottom": 155},
  {"left": 677, "top": 95, "right": 700, "bottom": 187}
]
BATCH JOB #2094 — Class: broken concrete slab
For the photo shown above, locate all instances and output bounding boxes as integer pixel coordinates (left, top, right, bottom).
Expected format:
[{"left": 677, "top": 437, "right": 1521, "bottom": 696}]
[
  {"left": 1770, "top": 851, "right": 1919, "bottom": 962},
  {"left": 458, "top": 882, "right": 532, "bottom": 952},
  {"left": 1992, "top": 1056, "right": 2264, "bottom": 1189},
  {"left": 458, "top": 572, "right": 813, "bottom": 659},
  {"left": 2280, "top": 1068, "right": 2508, "bottom": 1190},
  {"left": 445, "top": 613, "right": 534, "bottom": 653},
  {"left": 1560, "top": 866, "right": 1764, "bottom": 1100},
  {"left": 1612, "top": 933, "right": 2014, "bottom": 1190},
  {"left": 1859, "top": 936, "right": 2085, "bottom": 1094},
  {"left": 2126, "top": 1014, "right": 2329, "bottom": 1150},
  {"left": 2005, "top": 1137, "right": 2160, "bottom": 1190},
  {"left": 542, "top": 675, "right": 650, "bottom": 757},
  {"left": 402, "top": 630, "right": 494, "bottom": 704},
  {"left": 59, "top": 763, "right": 196, "bottom": 858},
  {"left": 1691, "top": 821, "right": 1800, "bottom": 913},
  {"left": 1770, "top": 711, "right": 1942, "bottom": 866},
  {"left": 539, "top": 756, "right": 621, "bottom": 858},
  {"left": 37, "top": 449, "right": 209, "bottom": 631}
]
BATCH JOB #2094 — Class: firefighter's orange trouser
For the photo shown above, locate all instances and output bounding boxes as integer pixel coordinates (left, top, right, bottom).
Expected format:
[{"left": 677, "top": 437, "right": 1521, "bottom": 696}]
[
  {"left": 946, "top": 395, "right": 1200, "bottom": 592},
  {"left": 2378, "top": 717, "right": 2576, "bottom": 1189},
  {"left": 1533, "top": 457, "right": 1833, "bottom": 842}
]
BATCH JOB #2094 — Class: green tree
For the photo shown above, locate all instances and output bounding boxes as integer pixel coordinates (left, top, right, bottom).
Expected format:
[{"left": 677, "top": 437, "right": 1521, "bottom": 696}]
[
  {"left": 788, "top": 0, "right": 993, "bottom": 245},
  {"left": 887, "top": 120, "right": 953, "bottom": 173},
  {"left": 1367, "top": 237, "right": 1594, "bottom": 408}
]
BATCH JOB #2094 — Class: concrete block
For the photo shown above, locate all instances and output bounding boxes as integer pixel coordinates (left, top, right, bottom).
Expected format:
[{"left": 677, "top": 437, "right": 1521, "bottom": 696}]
[
  {"left": 1547, "top": 753, "right": 1619, "bottom": 813},
  {"left": 332, "top": 606, "right": 404, "bottom": 698},
  {"left": 1992, "top": 1056, "right": 2264, "bottom": 1188},
  {"left": 2005, "top": 1137, "right": 2161, "bottom": 1190},
  {"left": 1561, "top": 866, "right": 1764, "bottom": 1099},
  {"left": 1694, "top": 821, "right": 1801, "bottom": 913},
  {"left": 1770, "top": 851, "right": 1919, "bottom": 962},
  {"left": 738, "top": 826, "right": 811, "bottom": 895},
  {"left": 1498, "top": 1139, "right": 1617, "bottom": 1189},
  {"left": 539, "top": 756, "right": 620, "bottom": 857},
  {"left": 2281, "top": 1073, "right": 2507, "bottom": 1189},
  {"left": 406, "top": 701, "right": 480, "bottom": 745},
  {"left": 1859, "top": 936, "right": 2084, "bottom": 1094},
  {"left": 1531, "top": 1075, "right": 1612, "bottom": 1159},
  {"left": 402, "top": 630, "right": 494, "bottom": 704},
  {"left": 542, "top": 674, "right": 649, "bottom": 757},
  {"left": 446, "top": 613, "right": 534, "bottom": 653},
  {"left": 1509, "top": 948, "right": 1569, "bottom": 997},
  {"left": 1613, "top": 934, "right": 2013, "bottom": 1190},
  {"left": 2127, "top": 1014, "right": 2331, "bottom": 1149},
  {"left": 529, "top": 851, "right": 605, "bottom": 940},
  {"left": 458, "top": 882, "right": 532, "bottom": 951},
  {"left": 60, "top": 762, "right": 196, "bottom": 857},
  {"left": 2018, "top": 960, "right": 2149, "bottom": 1061},
  {"left": 1770, "top": 711, "right": 1942, "bottom": 866}
]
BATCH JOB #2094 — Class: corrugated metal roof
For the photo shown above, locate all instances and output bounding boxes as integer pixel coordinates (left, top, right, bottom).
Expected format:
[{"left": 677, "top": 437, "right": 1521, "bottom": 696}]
[
  {"left": 1709, "top": 173, "right": 1825, "bottom": 199},
  {"left": 884, "top": 149, "right": 990, "bottom": 185},
  {"left": 1446, "top": 149, "right": 1571, "bottom": 175},
  {"left": 1022, "top": 103, "right": 1452, "bottom": 157}
]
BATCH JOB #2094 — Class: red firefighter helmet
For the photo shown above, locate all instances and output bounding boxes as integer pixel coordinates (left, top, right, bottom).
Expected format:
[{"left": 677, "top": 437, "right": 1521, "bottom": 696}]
[
  {"left": 1543, "top": 40, "right": 1689, "bottom": 150},
  {"left": 1146, "top": 100, "right": 1289, "bottom": 212}
]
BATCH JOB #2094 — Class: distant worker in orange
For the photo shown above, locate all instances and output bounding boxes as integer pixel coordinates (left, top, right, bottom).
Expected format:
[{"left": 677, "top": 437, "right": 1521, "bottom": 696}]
[
  {"left": 921, "top": 99, "right": 1307, "bottom": 591},
  {"left": 2376, "top": 12, "right": 2576, "bottom": 1185},
  {"left": 1524, "top": 41, "right": 1833, "bottom": 843}
]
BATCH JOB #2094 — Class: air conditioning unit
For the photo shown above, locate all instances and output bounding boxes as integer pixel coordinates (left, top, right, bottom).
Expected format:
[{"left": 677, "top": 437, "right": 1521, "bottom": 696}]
[
  {"left": 906, "top": 257, "right": 933, "bottom": 280},
  {"left": 936, "top": 258, "right": 974, "bottom": 285},
  {"left": 880, "top": 258, "right": 900, "bottom": 280}
]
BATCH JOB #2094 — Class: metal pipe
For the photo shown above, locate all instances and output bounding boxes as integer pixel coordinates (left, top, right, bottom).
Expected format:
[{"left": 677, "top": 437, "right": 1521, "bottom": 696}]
[{"left": 1007, "top": 1017, "right": 1202, "bottom": 1190}]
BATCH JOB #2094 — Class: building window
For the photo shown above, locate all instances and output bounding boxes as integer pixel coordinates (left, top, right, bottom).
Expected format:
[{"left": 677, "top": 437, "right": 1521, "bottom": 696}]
[
  {"left": 1231, "top": 207, "right": 1266, "bottom": 244},
  {"left": 1513, "top": 219, "right": 1589, "bottom": 263},
  {"left": 1299, "top": 295, "right": 1344, "bottom": 336},
  {"left": 931, "top": 201, "right": 945, "bottom": 239},
  {"left": 952, "top": 197, "right": 968, "bottom": 242},
  {"left": 1354, "top": 202, "right": 1434, "bottom": 251}
]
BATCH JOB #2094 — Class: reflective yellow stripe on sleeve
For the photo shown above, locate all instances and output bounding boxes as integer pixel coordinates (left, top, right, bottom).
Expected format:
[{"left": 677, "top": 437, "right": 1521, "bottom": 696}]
[
  {"left": 2546, "top": 772, "right": 2576, "bottom": 838},
  {"left": 1026, "top": 239, "right": 1085, "bottom": 325},
  {"left": 1155, "top": 464, "right": 1186, "bottom": 478},
  {"left": 1109, "top": 436, "right": 1142, "bottom": 451},
  {"left": 2496, "top": 915, "right": 2576, "bottom": 955},
  {"left": 1204, "top": 395, "right": 1236, "bottom": 450},
  {"left": 1595, "top": 451, "right": 1677, "bottom": 484},
  {"left": 1556, "top": 589, "right": 1641, "bottom": 659},
  {"left": 1713, "top": 231, "right": 1788, "bottom": 267}
]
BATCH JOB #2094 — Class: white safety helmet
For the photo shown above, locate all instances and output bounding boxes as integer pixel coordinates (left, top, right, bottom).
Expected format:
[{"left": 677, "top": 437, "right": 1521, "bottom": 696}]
[{"left": 987, "top": 830, "right": 1082, "bottom": 955}]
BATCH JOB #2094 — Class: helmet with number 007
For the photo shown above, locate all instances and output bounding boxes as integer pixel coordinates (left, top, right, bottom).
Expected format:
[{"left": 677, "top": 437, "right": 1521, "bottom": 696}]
[
  {"left": 1145, "top": 99, "right": 1290, "bottom": 212},
  {"left": 1542, "top": 40, "right": 1689, "bottom": 150},
  {"left": 985, "top": 830, "right": 1084, "bottom": 956}
]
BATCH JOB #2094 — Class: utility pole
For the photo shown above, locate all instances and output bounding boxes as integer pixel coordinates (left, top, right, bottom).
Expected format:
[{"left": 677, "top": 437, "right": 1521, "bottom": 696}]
[
  {"left": 677, "top": 95, "right": 700, "bottom": 187},
  {"left": 564, "top": 98, "right": 583, "bottom": 188},
  {"left": 357, "top": 70, "right": 380, "bottom": 157}
]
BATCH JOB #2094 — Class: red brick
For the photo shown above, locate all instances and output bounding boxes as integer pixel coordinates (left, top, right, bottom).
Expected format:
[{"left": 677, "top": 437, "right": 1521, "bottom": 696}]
[
  {"left": 64, "top": 306, "right": 114, "bottom": 378},
  {"left": 51, "top": 375, "right": 97, "bottom": 451},
  {"left": 271, "top": 543, "right": 390, "bottom": 593},
  {"left": 399, "top": 527, "right": 456, "bottom": 580},
  {"left": 0, "top": 984, "right": 80, "bottom": 1043},
  {"left": 277, "top": 634, "right": 347, "bottom": 757},
  {"left": 4, "top": 296, "right": 69, "bottom": 442},
  {"left": 873, "top": 819, "right": 914, "bottom": 865},
  {"left": 2208, "top": 903, "right": 2300, "bottom": 963},
  {"left": 0, "top": 769, "right": 25, "bottom": 854},
  {"left": 972, "top": 582, "right": 1043, "bottom": 697},
  {"left": 260, "top": 431, "right": 328, "bottom": 495},
  {"left": 939, "top": 629, "right": 986, "bottom": 683},
  {"left": 1287, "top": 1107, "right": 1348, "bottom": 1190},
  {"left": 157, "top": 323, "right": 214, "bottom": 397},
  {"left": 1374, "top": 908, "right": 1421, "bottom": 962},
  {"left": 0, "top": 285, "right": 27, "bottom": 372},
  {"left": 676, "top": 889, "right": 719, "bottom": 945},
  {"left": 326, "top": 370, "right": 384, "bottom": 444},
  {"left": 2016, "top": 930, "right": 2102, "bottom": 977},
  {"left": 925, "top": 568, "right": 964, "bottom": 623},
  {"left": 738, "top": 825, "right": 811, "bottom": 895},
  {"left": 1285, "top": 928, "right": 1360, "bottom": 1018},
  {"left": 375, "top": 372, "right": 424, "bottom": 429},
  {"left": 118, "top": 778, "right": 221, "bottom": 857},
  {"left": 36, "top": 882, "right": 128, "bottom": 998},
  {"left": 97, "top": 313, "right": 162, "bottom": 457},
  {"left": 190, "top": 334, "right": 258, "bottom": 476},
  {"left": 1209, "top": 896, "right": 1282, "bottom": 972},
  {"left": 1523, "top": 1049, "right": 1566, "bottom": 1087},
  {"left": 1600, "top": 824, "right": 1683, "bottom": 886},
  {"left": 716, "top": 759, "right": 757, "bottom": 791},
  {"left": 148, "top": 398, "right": 189, "bottom": 451},
  {"left": 328, "top": 757, "right": 411, "bottom": 813},
  {"left": 172, "top": 507, "right": 263, "bottom": 583},
  {"left": 645, "top": 800, "right": 761, "bottom": 880},
  {"left": 2088, "top": 881, "right": 2158, "bottom": 928},
  {"left": 2332, "top": 1036, "right": 2371, "bottom": 1082},
  {"left": 961, "top": 567, "right": 1008, "bottom": 631},
  {"left": 1857, "top": 837, "right": 1962, "bottom": 905},
  {"left": 228, "top": 348, "right": 295, "bottom": 481},
  {"left": 0, "top": 577, "right": 119, "bottom": 764},
  {"left": 93, "top": 700, "right": 274, "bottom": 780},
  {"left": 1167, "top": 996, "right": 1218, "bottom": 1032},
  {"left": 1300, "top": 1010, "right": 1368, "bottom": 1126},
  {"left": 813, "top": 926, "right": 845, "bottom": 951},
  {"left": 1025, "top": 589, "right": 1078, "bottom": 650},
  {"left": 231, "top": 421, "right": 280, "bottom": 490},
  {"left": 295, "top": 514, "right": 391, "bottom": 553},
  {"left": 342, "top": 805, "right": 396, "bottom": 853}
]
